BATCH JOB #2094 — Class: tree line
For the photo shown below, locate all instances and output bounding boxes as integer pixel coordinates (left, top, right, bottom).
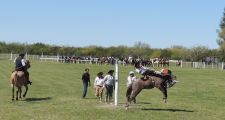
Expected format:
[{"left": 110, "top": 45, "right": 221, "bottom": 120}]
[{"left": 0, "top": 41, "right": 220, "bottom": 62}]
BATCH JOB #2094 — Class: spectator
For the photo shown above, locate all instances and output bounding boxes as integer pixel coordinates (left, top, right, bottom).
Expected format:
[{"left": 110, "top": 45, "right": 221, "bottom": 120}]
[
  {"left": 94, "top": 72, "right": 105, "bottom": 102},
  {"left": 126, "top": 71, "right": 137, "bottom": 87},
  {"left": 81, "top": 68, "right": 91, "bottom": 98},
  {"left": 126, "top": 71, "right": 137, "bottom": 103},
  {"left": 104, "top": 70, "right": 115, "bottom": 104}
]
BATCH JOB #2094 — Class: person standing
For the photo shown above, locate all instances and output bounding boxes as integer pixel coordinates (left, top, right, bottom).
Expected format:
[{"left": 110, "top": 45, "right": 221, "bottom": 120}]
[
  {"left": 94, "top": 72, "right": 105, "bottom": 102},
  {"left": 103, "top": 70, "right": 115, "bottom": 104},
  {"left": 81, "top": 68, "right": 91, "bottom": 98},
  {"left": 126, "top": 71, "right": 137, "bottom": 87},
  {"left": 126, "top": 71, "right": 137, "bottom": 103}
]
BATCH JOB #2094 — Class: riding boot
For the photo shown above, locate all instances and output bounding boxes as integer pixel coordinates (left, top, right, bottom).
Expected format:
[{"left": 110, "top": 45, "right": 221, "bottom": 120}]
[{"left": 25, "top": 71, "right": 32, "bottom": 85}]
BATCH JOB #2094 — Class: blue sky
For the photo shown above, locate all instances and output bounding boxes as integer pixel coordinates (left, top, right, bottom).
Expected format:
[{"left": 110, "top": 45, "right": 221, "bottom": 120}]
[{"left": 0, "top": 0, "right": 224, "bottom": 48}]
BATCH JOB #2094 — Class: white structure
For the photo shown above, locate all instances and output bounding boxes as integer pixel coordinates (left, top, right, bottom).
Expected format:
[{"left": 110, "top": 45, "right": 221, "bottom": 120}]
[{"left": 114, "top": 60, "right": 119, "bottom": 106}]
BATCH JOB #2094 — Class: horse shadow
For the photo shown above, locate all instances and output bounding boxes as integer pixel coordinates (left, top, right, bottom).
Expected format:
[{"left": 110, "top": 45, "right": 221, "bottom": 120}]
[
  {"left": 25, "top": 97, "right": 52, "bottom": 102},
  {"left": 136, "top": 102, "right": 151, "bottom": 104},
  {"left": 141, "top": 108, "right": 194, "bottom": 112}
]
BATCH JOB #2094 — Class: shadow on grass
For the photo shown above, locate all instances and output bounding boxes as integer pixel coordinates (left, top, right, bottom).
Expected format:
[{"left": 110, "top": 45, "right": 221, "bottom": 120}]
[
  {"left": 25, "top": 97, "right": 52, "bottom": 102},
  {"left": 136, "top": 102, "right": 151, "bottom": 104},
  {"left": 82, "top": 97, "right": 97, "bottom": 99},
  {"left": 142, "top": 108, "right": 194, "bottom": 112}
]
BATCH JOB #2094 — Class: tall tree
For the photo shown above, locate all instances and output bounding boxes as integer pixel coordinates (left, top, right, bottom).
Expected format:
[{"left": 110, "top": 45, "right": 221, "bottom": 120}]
[
  {"left": 217, "top": 8, "right": 225, "bottom": 44},
  {"left": 217, "top": 8, "right": 225, "bottom": 61}
]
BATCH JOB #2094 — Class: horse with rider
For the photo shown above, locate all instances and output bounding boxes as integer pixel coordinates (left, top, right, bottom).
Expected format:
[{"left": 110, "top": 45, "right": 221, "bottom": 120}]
[
  {"left": 125, "top": 61, "right": 177, "bottom": 108},
  {"left": 11, "top": 53, "right": 32, "bottom": 101}
]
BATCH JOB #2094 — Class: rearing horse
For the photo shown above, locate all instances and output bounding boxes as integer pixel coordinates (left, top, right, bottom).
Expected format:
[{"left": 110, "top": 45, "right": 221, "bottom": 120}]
[
  {"left": 125, "top": 69, "right": 177, "bottom": 109},
  {"left": 10, "top": 60, "right": 31, "bottom": 101}
]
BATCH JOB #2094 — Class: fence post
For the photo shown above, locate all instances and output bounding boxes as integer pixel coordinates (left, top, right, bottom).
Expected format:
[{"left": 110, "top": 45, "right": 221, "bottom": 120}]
[
  {"left": 114, "top": 59, "right": 119, "bottom": 106},
  {"left": 222, "top": 62, "right": 224, "bottom": 70}
]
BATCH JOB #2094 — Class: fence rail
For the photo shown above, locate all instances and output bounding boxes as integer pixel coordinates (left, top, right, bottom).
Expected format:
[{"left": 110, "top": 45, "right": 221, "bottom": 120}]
[{"left": 0, "top": 53, "right": 224, "bottom": 70}]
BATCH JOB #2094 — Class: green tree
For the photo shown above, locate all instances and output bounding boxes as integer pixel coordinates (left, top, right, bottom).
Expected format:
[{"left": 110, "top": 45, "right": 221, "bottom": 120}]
[
  {"left": 190, "top": 46, "right": 209, "bottom": 61},
  {"left": 217, "top": 8, "right": 225, "bottom": 61},
  {"left": 169, "top": 45, "right": 186, "bottom": 60},
  {"left": 132, "top": 41, "right": 152, "bottom": 58}
]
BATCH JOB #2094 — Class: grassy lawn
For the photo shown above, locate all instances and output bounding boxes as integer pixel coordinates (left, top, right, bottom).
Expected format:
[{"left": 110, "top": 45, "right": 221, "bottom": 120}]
[{"left": 0, "top": 60, "right": 225, "bottom": 120}]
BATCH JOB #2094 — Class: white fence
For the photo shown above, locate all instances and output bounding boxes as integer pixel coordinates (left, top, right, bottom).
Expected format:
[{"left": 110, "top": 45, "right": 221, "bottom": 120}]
[{"left": 0, "top": 53, "right": 224, "bottom": 70}]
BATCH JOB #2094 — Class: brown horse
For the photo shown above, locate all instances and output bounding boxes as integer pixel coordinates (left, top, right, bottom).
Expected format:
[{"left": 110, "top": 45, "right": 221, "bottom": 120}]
[
  {"left": 10, "top": 60, "right": 30, "bottom": 101},
  {"left": 125, "top": 70, "right": 177, "bottom": 109}
]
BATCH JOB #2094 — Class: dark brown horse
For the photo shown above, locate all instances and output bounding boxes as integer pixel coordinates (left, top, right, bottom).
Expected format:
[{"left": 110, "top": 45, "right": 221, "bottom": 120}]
[
  {"left": 10, "top": 60, "right": 31, "bottom": 101},
  {"left": 125, "top": 70, "right": 177, "bottom": 109}
]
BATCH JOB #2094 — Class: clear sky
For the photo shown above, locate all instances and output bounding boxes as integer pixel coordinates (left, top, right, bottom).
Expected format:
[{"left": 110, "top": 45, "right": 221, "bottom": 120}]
[{"left": 0, "top": 0, "right": 224, "bottom": 48}]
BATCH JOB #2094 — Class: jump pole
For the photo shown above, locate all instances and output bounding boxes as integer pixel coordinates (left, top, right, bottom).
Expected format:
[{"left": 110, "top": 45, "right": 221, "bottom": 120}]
[{"left": 114, "top": 59, "right": 119, "bottom": 106}]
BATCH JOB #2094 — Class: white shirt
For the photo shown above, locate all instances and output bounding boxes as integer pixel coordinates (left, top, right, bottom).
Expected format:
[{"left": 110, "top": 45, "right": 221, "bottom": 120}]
[
  {"left": 21, "top": 59, "right": 26, "bottom": 66},
  {"left": 135, "top": 66, "right": 149, "bottom": 74},
  {"left": 94, "top": 77, "right": 105, "bottom": 87},
  {"left": 104, "top": 74, "right": 115, "bottom": 86},
  {"left": 14, "top": 57, "right": 26, "bottom": 66},
  {"left": 126, "top": 76, "right": 137, "bottom": 87}
]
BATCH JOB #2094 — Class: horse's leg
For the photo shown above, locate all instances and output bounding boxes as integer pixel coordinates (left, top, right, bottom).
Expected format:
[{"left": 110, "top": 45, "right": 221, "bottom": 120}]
[
  {"left": 130, "top": 88, "right": 142, "bottom": 103},
  {"left": 126, "top": 85, "right": 133, "bottom": 104},
  {"left": 133, "top": 97, "right": 136, "bottom": 103},
  {"left": 12, "top": 84, "right": 15, "bottom": 101},
  {"left": 158, "top": 86, "right": 167, "bottom": 103},
  {"left": 16, "top": 87, "right": 20, "bottom": 101},
  {"left": 23, "top": 85, "right": 28, "bottom": 98},
  {"left": 125, "top": 87, "right": 142, "bottom": 108},
  {"left": 19, "top": 88, "right": 22, "bottom": 99}
]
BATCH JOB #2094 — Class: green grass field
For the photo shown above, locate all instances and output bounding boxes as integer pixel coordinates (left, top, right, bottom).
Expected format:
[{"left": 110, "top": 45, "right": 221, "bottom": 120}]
[{"left": 0, "top": 60, "right": 225, "bottom": 120}]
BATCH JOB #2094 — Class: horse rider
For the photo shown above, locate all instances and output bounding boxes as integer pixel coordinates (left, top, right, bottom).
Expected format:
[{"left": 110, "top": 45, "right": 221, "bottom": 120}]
[
  {"left": 134, "top": 61, "right": 155, "bottom": 80},
  {"left": 15, "top": 53, "right": 32, "bottom": 85},
  {"left": 134, "top": 61, "right": 175, "bottom": 88}
]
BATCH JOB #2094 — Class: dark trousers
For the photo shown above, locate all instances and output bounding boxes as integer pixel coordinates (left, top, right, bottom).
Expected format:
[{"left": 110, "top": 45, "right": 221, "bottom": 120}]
[
  {"left": 82, "top": 82, "right": 88, "bottom": 98},
  {"left": 105, "top": 84, "right": 113, "bottom": 103}
]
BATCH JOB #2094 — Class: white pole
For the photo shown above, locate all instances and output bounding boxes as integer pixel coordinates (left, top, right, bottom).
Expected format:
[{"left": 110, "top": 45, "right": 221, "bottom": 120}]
[
  {"left": 114, "top": 60, "right": 119, "bottom": 106},
  {"left": 10, "top": 52, "right": 13, "bottom": 60},
  {"left": 222, "top": 62, "right": 224, "bottom": 70},
  {"left": 181, "top": 60, "right": 183, "bottom": 68},
  {"left": 57, "top": 54, "right": 59, "bottom": 62}
]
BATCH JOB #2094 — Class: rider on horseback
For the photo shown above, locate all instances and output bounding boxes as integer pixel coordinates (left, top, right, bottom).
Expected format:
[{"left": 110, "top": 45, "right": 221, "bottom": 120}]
[
  {"left": 134, "top": 61, "right": 155, "bottom": 80},
  {"left": 15, "top": 53, "right": 32, "bottom": 85},
  {"left": 134, "top": 61, "right": 176, "bottom": 88}
]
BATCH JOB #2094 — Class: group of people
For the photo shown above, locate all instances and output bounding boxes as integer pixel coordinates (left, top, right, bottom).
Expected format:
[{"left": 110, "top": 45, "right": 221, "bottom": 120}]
[
  {"left": 81, "top": 60, "right": 175, "bottom": 104},
  {"left": 81, "top": 69, "right": 115, "bottom": 104}
]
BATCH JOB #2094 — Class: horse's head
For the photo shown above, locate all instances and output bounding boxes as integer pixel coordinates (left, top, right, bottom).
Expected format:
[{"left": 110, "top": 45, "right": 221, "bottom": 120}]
[
  {"left": 25, "top": 60, "right": 31, "bottom": 69},
  {"left": 160, "top": 68, "right": 178, "bottom": 88}
]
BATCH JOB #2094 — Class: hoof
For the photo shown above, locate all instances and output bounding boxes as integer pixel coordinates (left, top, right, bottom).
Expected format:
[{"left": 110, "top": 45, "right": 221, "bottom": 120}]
[
  {"left": 163, "top": 99, "right": 167, "bottom": 103},
  {"left": 12, "top": 98, "right": 14, "bottom": 101},
  {"left": 16, "top": 98, "right": 18, "bottom": 101},
  {"left": 23, "top": 95, "right": 26, "bottom": 98}
]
